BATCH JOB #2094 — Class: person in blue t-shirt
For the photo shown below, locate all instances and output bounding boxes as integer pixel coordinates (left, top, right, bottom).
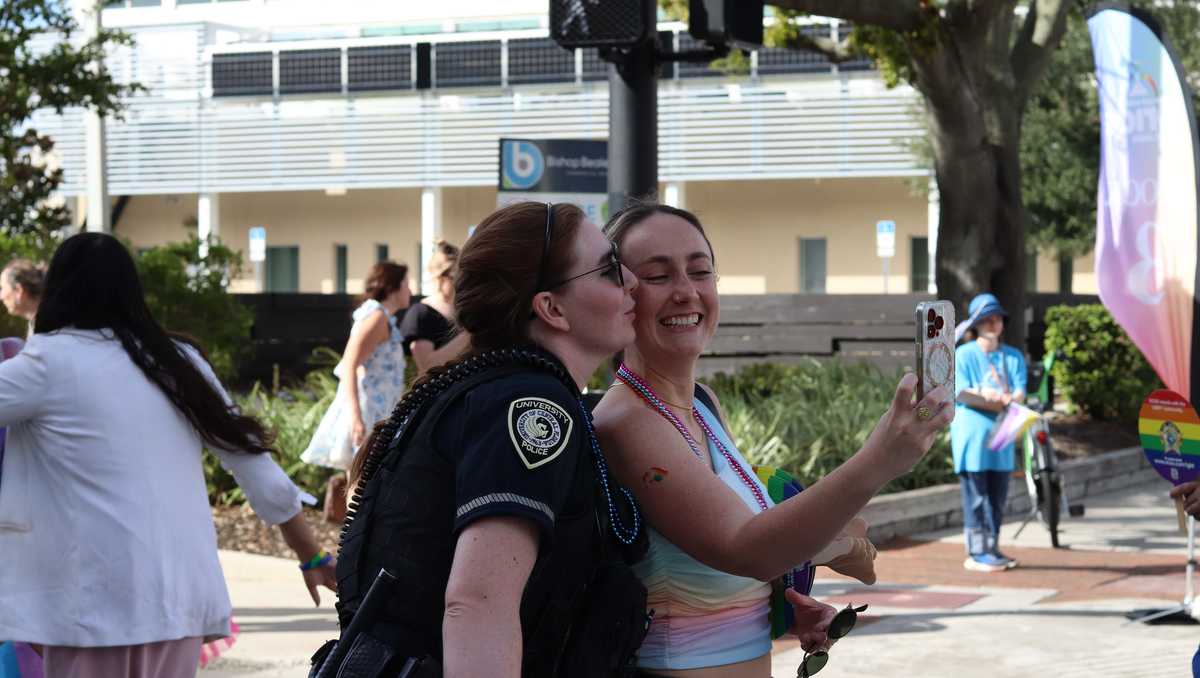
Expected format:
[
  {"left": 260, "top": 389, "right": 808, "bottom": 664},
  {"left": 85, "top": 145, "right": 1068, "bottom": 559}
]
[{"left": 951, "top": 293, "right": 1027, "bottom": 573}]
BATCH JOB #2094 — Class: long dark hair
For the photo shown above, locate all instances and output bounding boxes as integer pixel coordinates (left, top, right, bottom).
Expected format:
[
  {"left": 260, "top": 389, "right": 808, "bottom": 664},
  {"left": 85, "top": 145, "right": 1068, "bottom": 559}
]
[{"left": 34, "top": 233, "right": 274, "bottom": 454}]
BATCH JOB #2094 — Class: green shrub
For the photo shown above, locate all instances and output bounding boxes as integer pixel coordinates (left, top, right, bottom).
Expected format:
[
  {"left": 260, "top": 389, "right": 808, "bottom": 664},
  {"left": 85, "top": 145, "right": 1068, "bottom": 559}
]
[
  {"left": 135, "top": 235, "right": 253, "bottom": 380},
  {"left": 1043, "top": 304, "right": 1162, "bottom": 422},
  {"left": 706, "top": 360, "right": 955, "bottom": 494},
  {"left": 207, "top": 348, "right": 342, "bottom": 505}
]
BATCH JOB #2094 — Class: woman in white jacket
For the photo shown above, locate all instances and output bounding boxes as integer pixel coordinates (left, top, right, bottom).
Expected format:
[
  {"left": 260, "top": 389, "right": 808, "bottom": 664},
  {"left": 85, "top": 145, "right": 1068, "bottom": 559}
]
[{"left": 0, "top": 233, "right": 335, "bottom": 677}]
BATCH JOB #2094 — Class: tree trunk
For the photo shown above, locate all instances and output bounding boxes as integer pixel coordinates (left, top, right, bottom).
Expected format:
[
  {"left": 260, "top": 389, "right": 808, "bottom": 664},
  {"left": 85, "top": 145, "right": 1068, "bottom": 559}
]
[{"left": 912, "top": 26, "right": 1030, "bottom": 350}]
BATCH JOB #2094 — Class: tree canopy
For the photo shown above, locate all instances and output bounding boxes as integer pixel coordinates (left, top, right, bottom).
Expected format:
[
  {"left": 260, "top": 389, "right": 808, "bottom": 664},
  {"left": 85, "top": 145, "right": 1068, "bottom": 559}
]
[{"left": 0, "top": 0, "right": 139, "bottom": 241}]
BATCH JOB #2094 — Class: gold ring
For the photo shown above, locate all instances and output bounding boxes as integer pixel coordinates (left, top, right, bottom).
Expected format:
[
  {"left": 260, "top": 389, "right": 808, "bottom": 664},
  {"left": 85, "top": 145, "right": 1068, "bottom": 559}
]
[{"left": 916, "top": 406, "right": 933, "bottom": 422}]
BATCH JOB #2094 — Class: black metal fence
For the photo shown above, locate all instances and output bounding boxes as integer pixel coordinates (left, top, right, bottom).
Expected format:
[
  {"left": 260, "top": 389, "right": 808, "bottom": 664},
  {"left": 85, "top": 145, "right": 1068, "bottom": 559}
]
[{"left": 231, "top": 292, "right": 1101, "bottom": 386}]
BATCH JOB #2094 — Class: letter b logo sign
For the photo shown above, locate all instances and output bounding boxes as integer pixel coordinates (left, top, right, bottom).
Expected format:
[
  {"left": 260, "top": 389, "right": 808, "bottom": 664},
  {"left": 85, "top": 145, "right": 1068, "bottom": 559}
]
[{"left": 502, "top": 141, "right": 545, "bottom": 190}]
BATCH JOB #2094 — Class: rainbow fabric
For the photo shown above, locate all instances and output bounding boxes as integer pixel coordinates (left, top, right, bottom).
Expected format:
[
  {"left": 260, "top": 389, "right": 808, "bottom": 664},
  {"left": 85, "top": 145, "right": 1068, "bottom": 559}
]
[
  {"left": 198, "top": 619, "right": 240, "bottom": 669},
  {"left": 987, "top": 404, "right": 1040, "bottom": 452},
  {"left": 752, "top": 465, "right": 815, "bottom": 639},
  {"left": 633, "top": 402, "right": 775, "bottom": 670}
]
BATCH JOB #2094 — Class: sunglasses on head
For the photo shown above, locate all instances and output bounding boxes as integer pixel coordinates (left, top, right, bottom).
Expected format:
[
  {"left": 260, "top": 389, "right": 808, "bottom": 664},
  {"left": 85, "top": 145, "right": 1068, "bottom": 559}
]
[
  {"left": 797, "top": 603, "right": 868, "bottom": 678},
  {"left": 535, "top": 202, "right": 625, "bottom": 292}
]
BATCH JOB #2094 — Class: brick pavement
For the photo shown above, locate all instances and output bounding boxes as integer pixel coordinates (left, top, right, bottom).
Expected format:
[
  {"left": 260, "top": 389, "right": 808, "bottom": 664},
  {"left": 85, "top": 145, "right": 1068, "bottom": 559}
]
[{"left": 837, "top": 536, "right": 1190, "bottom": 604}]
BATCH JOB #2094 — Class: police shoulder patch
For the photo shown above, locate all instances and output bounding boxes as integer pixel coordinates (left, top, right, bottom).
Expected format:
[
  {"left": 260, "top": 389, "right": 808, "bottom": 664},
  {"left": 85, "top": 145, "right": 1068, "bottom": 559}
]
[{"left": 507, "top": 396, "right": 575, "bottom": 470}]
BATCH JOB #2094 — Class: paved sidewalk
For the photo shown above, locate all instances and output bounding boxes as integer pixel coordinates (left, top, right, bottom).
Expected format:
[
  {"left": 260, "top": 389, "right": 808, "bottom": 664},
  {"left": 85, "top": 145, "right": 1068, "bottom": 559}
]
[{"left": 205, "top": 478, "right": 1200, "bottom": 677}]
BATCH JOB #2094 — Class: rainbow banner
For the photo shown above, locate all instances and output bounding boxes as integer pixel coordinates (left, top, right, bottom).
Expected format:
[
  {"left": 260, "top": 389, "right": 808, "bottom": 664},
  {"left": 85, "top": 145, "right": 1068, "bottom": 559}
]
[
  {"left": 1088, "top": 5, "right": 1200, "bottom": 405},
  {"left": 1139, "top": 389, "right": 1200, "bottom": 484}
]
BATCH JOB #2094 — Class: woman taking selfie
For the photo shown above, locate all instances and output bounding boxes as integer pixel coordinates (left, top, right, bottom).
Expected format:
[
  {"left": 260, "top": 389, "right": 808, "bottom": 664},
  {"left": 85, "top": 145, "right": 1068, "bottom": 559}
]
[
  {"left": 315, "top": 202, "right": 647, "bottom": 678},
  {"left": 595, "top": 203, "right": 953, "bottom": 677}
]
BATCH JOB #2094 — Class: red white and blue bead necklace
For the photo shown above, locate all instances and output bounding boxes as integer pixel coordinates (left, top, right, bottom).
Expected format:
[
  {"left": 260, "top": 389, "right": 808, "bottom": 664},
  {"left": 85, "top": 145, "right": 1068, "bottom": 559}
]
[{"left": 615, "top": 363, "right": 768, "bottom": 512}]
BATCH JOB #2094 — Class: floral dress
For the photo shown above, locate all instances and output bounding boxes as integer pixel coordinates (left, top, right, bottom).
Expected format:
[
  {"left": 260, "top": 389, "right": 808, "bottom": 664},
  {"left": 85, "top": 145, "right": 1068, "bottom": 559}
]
[{"left": 301, "top": 300, "right": 407, "bottom": 470}]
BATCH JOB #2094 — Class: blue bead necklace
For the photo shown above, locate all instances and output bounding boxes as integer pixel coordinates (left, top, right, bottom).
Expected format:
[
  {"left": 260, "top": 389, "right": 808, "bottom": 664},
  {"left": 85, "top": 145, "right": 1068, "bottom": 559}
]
[{"left": 576, "top": 397, "right": 642, "bottom": 546}]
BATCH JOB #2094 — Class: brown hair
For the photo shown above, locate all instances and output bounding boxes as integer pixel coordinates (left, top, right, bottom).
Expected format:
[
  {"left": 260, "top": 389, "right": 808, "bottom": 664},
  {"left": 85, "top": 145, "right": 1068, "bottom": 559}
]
[
  {"left": 360, "top": 261, "right": 409, "bottom": 303},
  {"left": 2, "top": 259, "right": 46, "bottom": 300},
  {"left": 455, "top": 202, "right": 583, "bottom": 353},
  {"left": 428, "top": 239, "right": 460, "bottom": 280},
  {"left": 603, "top": 201, "right": 714, "bottom": 263},
  {"left": 349, "top": 202, "right": 582, "bottom": 485}
]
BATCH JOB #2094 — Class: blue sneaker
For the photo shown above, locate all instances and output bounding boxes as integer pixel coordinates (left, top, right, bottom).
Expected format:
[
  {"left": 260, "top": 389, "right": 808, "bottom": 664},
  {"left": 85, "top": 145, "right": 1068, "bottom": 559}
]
[
  {"left": 963, "top": 554, "right": 1008, "bottom": 572},
  {"left": 991, "top": 551, "right": 1019, "bottom": 569}
]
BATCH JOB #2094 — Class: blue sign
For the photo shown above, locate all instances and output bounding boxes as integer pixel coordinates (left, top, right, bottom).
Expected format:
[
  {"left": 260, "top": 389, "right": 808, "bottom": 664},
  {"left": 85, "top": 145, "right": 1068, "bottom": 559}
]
[
  {"left": 498, "top": 138, "right": 607, "bottom": 193},
  {"left": 876, "top": 220, "right": 896, "bottom": 235}
]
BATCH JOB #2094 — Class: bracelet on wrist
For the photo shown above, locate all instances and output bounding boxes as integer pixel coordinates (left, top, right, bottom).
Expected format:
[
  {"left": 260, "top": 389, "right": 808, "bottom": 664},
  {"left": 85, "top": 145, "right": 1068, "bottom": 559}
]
[{"left": 300, "top": 549, "right": 333, "bottom": 571}]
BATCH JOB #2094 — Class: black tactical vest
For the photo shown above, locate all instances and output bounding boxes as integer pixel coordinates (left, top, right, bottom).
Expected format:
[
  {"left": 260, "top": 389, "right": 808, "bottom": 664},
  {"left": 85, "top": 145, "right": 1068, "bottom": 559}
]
[{"left": 333, "top": 349, "right": 646, "bottom": 677}]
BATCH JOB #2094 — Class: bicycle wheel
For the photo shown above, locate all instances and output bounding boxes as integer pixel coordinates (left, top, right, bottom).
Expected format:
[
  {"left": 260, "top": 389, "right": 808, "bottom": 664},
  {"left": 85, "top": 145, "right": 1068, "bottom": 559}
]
[{"left": 1038, "top": 463, "right": 1062, "bottom": 548}]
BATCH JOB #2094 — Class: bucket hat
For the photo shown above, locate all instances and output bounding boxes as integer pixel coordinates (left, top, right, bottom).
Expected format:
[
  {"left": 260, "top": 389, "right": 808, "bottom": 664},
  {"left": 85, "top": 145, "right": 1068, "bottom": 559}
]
[{"left": 954, "top": 293, "right": 1007, "bottom": 342}]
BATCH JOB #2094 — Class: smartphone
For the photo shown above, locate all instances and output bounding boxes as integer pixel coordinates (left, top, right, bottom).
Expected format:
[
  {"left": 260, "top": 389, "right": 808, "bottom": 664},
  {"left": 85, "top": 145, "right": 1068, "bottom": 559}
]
[{"left": 915, "top": 300, "right": 956, "bottom": 403}]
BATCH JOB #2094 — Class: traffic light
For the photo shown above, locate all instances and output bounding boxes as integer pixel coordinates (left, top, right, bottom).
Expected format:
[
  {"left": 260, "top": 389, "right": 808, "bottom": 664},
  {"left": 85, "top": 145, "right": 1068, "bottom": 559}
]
[
  {"left": 688, "top": 0, "right": 764, "bottom": 49},
  {"left": 549, "top": 0, "right": 650, "bottom": 49}
]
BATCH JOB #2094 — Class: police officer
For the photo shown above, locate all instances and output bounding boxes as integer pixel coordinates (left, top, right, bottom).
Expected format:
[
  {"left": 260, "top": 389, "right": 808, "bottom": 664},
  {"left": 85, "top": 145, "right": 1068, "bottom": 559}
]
[{"left": 313, "top": 202, "right": 646, "bottom": 678}]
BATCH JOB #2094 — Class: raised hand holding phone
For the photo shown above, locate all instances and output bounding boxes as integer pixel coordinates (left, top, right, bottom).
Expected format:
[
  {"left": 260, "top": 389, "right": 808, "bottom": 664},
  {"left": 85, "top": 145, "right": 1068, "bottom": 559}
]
[{"left": 915, "top": 301, "right": 956, "bottom": 405}]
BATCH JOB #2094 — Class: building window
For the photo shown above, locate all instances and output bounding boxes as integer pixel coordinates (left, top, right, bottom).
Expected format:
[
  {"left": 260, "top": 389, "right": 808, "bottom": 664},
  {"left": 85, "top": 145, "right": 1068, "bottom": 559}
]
[
  {"left": 212, "top": 52, "right": 273, "bottom": 97},
  {"left": 376, "top": 244, "right": 389, "bottom": 262},
  {"left": 799, "top": 238, "right": 827, "bottom": 293},
  {"left": 433, "top": 40, "right": 501, "bottom": 88},
  {"left": 1027, "top": 250, "right": 1038, "bottom": 292},
  {"left": 911, "top": 236, "right": 930, "bottom": 293},
  {"left": 335, "top": 244, "right": 348, "bottom": 294},
  {"left": 279, "top": 49, "right": 342, "bottom": 95},
  {"left": 265, "top": 246, "right": 300, "bottom": 293},
  {"left": 348, "top": 45, "right": 412, "bottom": 92},
  {"left": 508, "top": 38, "right": 575, "bottom": 85}
]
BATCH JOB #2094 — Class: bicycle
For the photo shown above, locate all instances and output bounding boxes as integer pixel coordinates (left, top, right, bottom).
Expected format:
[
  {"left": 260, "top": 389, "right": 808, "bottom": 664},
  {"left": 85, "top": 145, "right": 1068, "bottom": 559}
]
[{"left": 1013, "top": 352, "right": 1081, "bottom": 548}]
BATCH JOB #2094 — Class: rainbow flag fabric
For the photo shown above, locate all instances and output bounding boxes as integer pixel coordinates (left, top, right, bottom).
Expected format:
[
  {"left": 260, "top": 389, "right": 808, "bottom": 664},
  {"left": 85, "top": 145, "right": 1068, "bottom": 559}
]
[{"left": 751, "top": 465, "right": 815, "bottom": 639}]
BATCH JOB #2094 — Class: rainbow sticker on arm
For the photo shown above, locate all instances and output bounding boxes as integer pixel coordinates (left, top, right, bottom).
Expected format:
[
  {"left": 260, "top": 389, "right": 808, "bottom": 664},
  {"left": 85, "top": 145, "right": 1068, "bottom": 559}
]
[{"left": 1140, "top": 389, "right": 1200, "bottom": 485}]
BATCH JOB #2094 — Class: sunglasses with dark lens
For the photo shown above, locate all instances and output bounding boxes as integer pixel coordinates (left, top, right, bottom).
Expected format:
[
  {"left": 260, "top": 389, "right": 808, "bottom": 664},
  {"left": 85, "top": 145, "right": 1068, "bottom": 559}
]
[
  {"left": 545, "top": 239, "right": 624, "bottom": 290},
  {"left": 537, "top": 202, "right": 625, "bottom": 291},
  {"left": 797, "top": 604, "right": 868, "bottom": 678}
]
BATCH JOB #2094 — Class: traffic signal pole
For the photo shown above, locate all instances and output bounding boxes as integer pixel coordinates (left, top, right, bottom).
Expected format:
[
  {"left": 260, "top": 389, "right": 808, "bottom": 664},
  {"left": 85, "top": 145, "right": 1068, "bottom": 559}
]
[{"left": 606, "top": 0, "right": 659, "bottom": 214}]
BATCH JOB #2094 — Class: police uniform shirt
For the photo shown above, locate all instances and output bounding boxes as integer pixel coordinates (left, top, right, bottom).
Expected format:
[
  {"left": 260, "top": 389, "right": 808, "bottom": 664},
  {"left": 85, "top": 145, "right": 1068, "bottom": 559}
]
[{"left": 433, "top": 370, "right": 586, "bottom": 541}]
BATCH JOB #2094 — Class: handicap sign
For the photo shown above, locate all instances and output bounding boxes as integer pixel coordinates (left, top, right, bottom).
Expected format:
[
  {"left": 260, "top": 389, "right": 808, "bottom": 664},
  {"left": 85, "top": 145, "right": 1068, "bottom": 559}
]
[
  {"left": 1140, "top": 389, "right": 1200, "bottom": 484},
  {"left": 875, "top": 220, "right": 895, "bottom": 258},
  {"left": 248, "top": 227, "right": 266, "bottom": 263}
]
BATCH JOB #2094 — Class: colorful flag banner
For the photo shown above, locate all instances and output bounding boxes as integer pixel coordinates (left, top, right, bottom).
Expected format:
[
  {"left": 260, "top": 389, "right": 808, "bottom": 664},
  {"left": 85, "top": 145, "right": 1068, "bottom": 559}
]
[
  {"left": 986, "top": 403, "right": 1041, "bottom": 452},
  {"left": 1088, "top": 5, "right": 1200, "bottom": 405}
]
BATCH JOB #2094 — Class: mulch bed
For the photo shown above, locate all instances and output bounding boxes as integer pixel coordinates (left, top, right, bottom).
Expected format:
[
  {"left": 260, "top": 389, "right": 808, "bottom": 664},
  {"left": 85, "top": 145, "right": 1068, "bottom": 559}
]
[
  {"left": 1044, "top": 412, "right": 1141, "bottom": 460},
  {"left": 214, "top": 504, "right": 343, "bottom": 560}
]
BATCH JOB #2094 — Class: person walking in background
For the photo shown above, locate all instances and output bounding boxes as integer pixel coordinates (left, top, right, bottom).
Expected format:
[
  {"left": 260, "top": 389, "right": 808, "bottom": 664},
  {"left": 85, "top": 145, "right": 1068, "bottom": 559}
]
[
  {"left": 952, "top": 293, "right": 1028, "bottom": 572},
  {"left": 0, "top": 260, "right": 45, "bottom": 335},
  {"left": 301, "top": 261, "right": 411, "bottom": 523},
  {"left": 0, "top": 233, "right": 334, "bottom": 678},
  {"left": 400, "top": 239, "right": 469, "bottom": 377}
]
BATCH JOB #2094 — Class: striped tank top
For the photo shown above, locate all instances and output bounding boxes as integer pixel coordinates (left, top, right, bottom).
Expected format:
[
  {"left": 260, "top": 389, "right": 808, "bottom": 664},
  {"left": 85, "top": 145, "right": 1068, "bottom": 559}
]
[{"left": 632, "top": 399, "right": 774, "bottom": 670}]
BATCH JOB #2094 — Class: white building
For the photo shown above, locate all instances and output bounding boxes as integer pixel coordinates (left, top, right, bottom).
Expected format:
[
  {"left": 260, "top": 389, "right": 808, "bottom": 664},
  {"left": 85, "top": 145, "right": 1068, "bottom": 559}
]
[{"left": 35, "top": 0, "right": 1090, "bottom": 294}]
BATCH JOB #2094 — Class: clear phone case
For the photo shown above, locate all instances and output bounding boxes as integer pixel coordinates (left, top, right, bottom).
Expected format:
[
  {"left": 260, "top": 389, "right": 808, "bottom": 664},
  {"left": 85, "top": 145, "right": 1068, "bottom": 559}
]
[{"left": 915, "top": 301, "right": 956, "bottom": 404}]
